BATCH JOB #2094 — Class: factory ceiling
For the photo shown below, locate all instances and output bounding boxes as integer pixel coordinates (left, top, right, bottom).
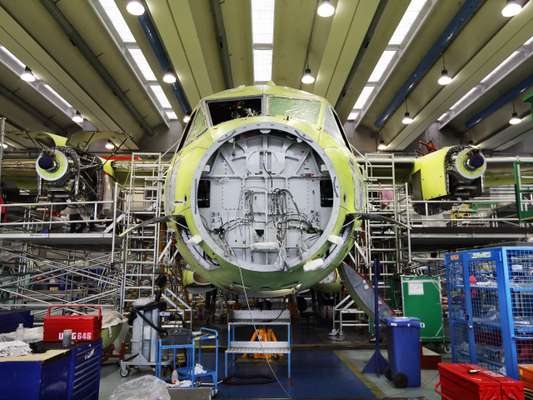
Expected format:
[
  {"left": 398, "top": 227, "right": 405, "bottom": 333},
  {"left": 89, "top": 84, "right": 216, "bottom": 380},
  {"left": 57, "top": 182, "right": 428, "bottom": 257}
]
[{"left": 0, "top": 0, "right": 531, "bottom": 153}]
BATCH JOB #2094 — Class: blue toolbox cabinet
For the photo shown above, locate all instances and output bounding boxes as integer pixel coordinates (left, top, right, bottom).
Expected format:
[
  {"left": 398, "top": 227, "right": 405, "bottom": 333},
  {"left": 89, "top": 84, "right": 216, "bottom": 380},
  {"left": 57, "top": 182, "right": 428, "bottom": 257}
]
[
  {"left": 0, "top": 309, "right": 34, "bottom": 333},
  {"left": 0, "top": 340, "right": 102, "bottom": 400}
]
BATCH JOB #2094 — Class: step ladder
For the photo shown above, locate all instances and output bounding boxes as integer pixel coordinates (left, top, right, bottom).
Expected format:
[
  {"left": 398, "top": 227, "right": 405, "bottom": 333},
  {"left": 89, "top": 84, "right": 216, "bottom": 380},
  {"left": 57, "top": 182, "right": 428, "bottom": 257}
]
[
  {"left": 120, "top": 153, "right": 166, "bottom": 311},
  {"left": 362, "top": 153, "right": 411, "bottom": 304}
]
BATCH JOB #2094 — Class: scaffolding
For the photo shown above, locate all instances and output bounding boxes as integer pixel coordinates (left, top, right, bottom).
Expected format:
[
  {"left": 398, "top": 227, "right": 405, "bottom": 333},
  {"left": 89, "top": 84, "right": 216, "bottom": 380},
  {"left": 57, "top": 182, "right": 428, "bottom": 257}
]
[{"left": 0, "top": 191, "right": 123, "bottom": 317}]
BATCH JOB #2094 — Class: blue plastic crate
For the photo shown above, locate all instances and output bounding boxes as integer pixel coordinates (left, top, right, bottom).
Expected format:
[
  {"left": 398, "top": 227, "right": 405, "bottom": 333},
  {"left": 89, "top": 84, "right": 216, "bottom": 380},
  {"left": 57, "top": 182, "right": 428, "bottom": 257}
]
[{"left": 445, "top": 246, "right": 533, "bottom": 379}]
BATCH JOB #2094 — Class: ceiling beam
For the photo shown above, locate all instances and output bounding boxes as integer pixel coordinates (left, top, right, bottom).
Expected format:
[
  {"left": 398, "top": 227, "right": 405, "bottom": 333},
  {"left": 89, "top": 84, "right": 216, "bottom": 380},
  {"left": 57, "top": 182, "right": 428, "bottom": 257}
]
[
  {"left": 313, "top": 0, "right": 380, "bottom": 105},
  {"left": 39, "top": 0, "right": 155, "bottom": 136},
  {"left": 0, "top": 83, "right": 64, "bottom": 132},
  {"left": 386, "top": 4, "right": 533, "bottom": 150},
  {"left": 0, "top": 3, "right": 126, "bottom": 134},
  {"left": 335, "top": 0, "right": 408, "bottom": 120},
  {"left": 210, "top": 0, "right": 233, "bottom": 89},
  {"left": 374, "top": 0, "right": 482, "bottom": 129}
]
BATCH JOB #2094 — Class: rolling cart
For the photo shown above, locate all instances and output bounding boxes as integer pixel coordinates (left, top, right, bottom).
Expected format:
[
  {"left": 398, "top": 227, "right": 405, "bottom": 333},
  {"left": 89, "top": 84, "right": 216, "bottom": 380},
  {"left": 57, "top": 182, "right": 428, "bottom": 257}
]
[{"left": 155, "top": 327, "right": 219, "bottom": 395}]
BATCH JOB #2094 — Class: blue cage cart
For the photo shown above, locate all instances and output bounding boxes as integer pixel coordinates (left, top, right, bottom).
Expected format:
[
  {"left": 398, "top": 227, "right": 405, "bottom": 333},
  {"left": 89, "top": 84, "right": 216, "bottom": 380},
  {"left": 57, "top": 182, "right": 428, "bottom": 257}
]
[
  {"left": 155, "top": 328, "right": 219, "bottom": 394},
  {"left": 445, "top": 246, "right": 533, "bottom": 379}
]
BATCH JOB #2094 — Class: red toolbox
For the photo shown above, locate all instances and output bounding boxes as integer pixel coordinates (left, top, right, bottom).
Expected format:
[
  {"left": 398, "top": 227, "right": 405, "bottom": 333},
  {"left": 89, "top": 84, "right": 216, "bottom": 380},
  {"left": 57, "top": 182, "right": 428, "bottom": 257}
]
[
  {"left": 436, "top": 363, "right": 525, "bottom": 400},
  {"left": 43, "top": 304, "right": 102, "bottom": 342}
]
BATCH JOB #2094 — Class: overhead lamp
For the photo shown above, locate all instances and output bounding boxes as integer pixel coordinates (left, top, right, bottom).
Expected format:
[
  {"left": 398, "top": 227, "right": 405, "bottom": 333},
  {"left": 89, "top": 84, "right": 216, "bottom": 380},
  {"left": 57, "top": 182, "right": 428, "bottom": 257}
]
[
  {"left": 20, "top": 66, "right": 36, "bottom": 82},
  {"left": 501, "top": 0, "right": 523, "bottom": 17},
  {"left": 317, "top": 0, "right": 335, "bottom": 17},
  {"left": 72, "top": 111, "right": 84, "bottom": 124},
  {"left": 402, "top": 112, "right": 414, "bottom": 125},
  {"left": 377, "top": 140, "right": 387, "bottom": 151},
  {"left": 126, "top": 0, "right": 145, "bottom": 16},
  {"left": 162, "top": 72, "right": 177, "bottom": 84},
  {"left": 301, "top": 67, "right": 315, "bottom": 85},
  {"left": 438, "top": 69, "right": 453, "bottom": 86},
  {"left": 183, "top": 114, "right": 191, "bottom": 124},
  {"left": 1, "top": 143, "right": 7, "bottom": 149},
  {"left": 105, "top": 140, "right": 115, "bottom": 150},
  {"left": 509, "top": 112, "right": 522, "bottom": 125}
]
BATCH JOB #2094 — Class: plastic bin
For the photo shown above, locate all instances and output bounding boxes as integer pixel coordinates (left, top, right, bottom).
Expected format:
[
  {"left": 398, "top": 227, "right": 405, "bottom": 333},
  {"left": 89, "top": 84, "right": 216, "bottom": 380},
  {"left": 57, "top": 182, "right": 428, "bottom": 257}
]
[{"left": 385, "top": 316, "right": 423, "bottom": 388}]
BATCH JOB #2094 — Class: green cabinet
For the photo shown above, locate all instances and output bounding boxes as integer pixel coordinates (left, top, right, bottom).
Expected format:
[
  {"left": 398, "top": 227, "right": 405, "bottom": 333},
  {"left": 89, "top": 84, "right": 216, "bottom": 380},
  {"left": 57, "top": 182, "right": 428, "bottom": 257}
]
[{"left": 400, "top": 275, "right": 444, "bottom": 342}]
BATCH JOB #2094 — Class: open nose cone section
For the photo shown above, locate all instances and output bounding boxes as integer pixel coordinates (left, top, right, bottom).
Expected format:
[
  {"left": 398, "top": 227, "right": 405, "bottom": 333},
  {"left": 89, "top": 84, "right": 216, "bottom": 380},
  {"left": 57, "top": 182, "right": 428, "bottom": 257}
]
[{"left": 192, "top": 127, "right": 338, "bottom": 272}]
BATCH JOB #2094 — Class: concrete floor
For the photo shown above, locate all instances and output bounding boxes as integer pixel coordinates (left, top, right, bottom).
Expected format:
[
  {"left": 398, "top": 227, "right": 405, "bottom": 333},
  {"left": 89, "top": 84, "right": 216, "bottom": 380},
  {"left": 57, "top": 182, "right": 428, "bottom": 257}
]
[
  {"left": 99, "top": 349, "right": 442, "bottom": 399},
  {"left": 335, "top": 349, "right": 441, "bottom": 400}
]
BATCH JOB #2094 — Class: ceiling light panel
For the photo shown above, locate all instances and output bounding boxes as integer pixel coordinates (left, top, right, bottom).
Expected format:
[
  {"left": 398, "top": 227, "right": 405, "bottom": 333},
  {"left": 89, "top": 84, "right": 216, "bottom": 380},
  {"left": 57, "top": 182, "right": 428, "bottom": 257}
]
[
  {"left": 42, "top": 84, "right": 72, "bottom": 108},
  {"left": 150, "top": 84, "right": 172, "bottom": 108},
  {"left": 348, "top": 111, "right": 360, "bottom": 121},
  {"left": 368, "top": 50, "right": 397, "bottom": 82},
  {"left": 166, "top": 111, "right": 178, "bottom": 120},
  {"left": 353, "top": 86, "right": 375, "bottom": 109},
  {"left": 0, "top": 46, "right": 25, "bottom": 69},
  {"left": 253, "top": 49, "right": 273, "bottom": 82},
  {"left": 128, "top": 48, "right": 157, "bottom": 81},
  {"left": 389, "top": 0, "right": 428, "bottom": 46},
  {"left": 251, "top": 0, "right": 275, "bottom": 44},
  {"left": 98, "top": 0, "right": 136, "bottom": 43}
]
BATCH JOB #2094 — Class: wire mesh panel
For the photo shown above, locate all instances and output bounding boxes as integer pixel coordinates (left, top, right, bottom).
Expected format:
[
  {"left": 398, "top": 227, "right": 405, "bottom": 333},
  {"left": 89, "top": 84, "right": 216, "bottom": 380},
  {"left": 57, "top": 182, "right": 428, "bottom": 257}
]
[{"left": 445, "top": 247, "right": 533, "bottom": 379}]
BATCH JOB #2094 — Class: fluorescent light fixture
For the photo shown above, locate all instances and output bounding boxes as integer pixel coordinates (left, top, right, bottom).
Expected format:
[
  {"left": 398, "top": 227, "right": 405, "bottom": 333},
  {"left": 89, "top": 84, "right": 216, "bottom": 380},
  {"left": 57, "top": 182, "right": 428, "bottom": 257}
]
[
  {"left": 253, "top": 49, "right": 272, "bottom": 82},
  {"left": 317, "top": 0, "right": 335, "bottom": 17},
  {"left": 509, "top": 112, "right": 522, "bottom": 125},
  {"left": 450, "top": 87, "right": 478, "bottom": 110},
  {"left": 0, "top": 46, "right": 25, "bottom": 68},
  {"left": 42, "top": 84, "right": 72, "bottom": 108},
  {"left": 480, "top": 51, "right": 520, "bottom": 84},
  {"left": 438, "top": 69, "right": 453, "bottom": 86},
  {"left": 20, "top": 66, "right": 36, "bottom": 82},
  {"left": 368, "top": 50, "right": 396, "bottom": 82},
  {"left": 72, "top": 111, "right": 84, "bottom": 124},
  {"left": 353, "top": 86, "right": 375, "bottom": 109},
  {"left": 128, "top": 48, "right": 156, "bottom": 81},
  {"left": 377, "top": 140, "right": 388, "bottom": 151},
  {"left": 251, "top": 0, "right": 275, "bottom": 44},
  {"left": 502, "top": 0, "right": 523, "bottom": 17},
  {"left": 389, "top": 0, "right": 427, "bottom": 45},
  {"left": 162, "top": 72, "right": 177, "bottom": 84},
  {"left": 348, "top": 111, "right": 360, "bottom": 121},
  {"left": 1, "top": 143, "right": 7, "bottom": 149},
  {"left": 301, "top": 68, "right": 315, "bottom": 84},
  {"left": 105, "top": 140, "right": 115, "bottom": 150},
  {"left": 437, "top": 112, "right": 448, "bottom": 122},
  {"left": 98, "top": 0, "right": 136, "bottom": 43},
  {"left": 401, "top": 112, "right": 414, "bottom": 125},
  {"left": 166, "top": 111, "right": 178, "bottom": 120},
  {"left": 183, "top": 114, "right": 191, "bottom": 124},
  {"left": 303, "top": 258, "right": 325, "bottom": 272},
  {"left": 126, "top": 0, "right": 145, "bottom": 16},
  {"left": 150, "top": 85, "right": 172, "bottom": 108},
  {"left": 526, "top": 36, "right": 533, "bottom": 46}
]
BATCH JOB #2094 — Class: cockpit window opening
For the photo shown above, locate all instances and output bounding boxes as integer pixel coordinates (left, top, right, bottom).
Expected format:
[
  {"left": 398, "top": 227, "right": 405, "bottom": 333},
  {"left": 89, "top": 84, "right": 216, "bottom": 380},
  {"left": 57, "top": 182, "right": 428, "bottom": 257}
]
[
  {"left": 177, "top": 108, "right": 196, "bottom": 150},
  {"left": 183, "top": 108, "right": 208, "bottom": 146},
  {"left": 330, "top": 107, "right": 350, "bottom": 147},
  {"left": 207, "top": 97, "right": 262, "bottom": 126},
  {"left": 268, "top": 96, "right": 321, "bottom": 124},
  {"left": 323, "top": 106, "right": 345, "bottom": 145}
]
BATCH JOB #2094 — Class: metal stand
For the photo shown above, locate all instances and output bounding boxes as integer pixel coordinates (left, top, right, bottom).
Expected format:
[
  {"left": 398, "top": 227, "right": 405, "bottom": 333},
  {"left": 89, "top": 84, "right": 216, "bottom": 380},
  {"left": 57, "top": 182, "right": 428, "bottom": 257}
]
[{"left": 363, "top": 259, "right": 389, "bottom": 376}]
